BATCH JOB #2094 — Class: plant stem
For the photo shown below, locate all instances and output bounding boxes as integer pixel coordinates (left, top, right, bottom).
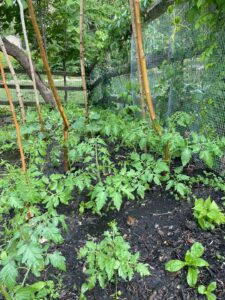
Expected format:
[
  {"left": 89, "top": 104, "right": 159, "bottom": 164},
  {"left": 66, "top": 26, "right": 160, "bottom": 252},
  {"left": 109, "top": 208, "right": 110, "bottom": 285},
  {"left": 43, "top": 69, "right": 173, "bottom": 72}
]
[
  {"left": 27, "top": 0, "right": 70, "bottom": 172},
  {"left": 22, "top": 267, "right": 31, "bottom": 287},
  {"left": 0, "top": 57, "right": 26, "bottom": 175},
  {"left": 95, "top": 144, "right": 102, "bottom": 182},
  {"left": 0, "top": 285, "right": 11, "bottom": 300}
]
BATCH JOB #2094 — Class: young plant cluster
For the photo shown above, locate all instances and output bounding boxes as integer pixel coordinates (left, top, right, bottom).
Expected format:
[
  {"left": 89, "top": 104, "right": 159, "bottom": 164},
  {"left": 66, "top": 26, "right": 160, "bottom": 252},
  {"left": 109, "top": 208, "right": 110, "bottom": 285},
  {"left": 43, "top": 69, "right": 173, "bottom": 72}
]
[{"left": 0, "top": 102, "right": 224, "bottom": 299}]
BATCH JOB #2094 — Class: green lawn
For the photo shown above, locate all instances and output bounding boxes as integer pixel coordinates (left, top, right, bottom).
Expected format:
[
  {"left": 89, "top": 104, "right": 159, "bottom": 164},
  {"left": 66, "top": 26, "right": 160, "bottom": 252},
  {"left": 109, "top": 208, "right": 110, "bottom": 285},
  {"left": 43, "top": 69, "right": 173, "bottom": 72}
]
[{"left": 0, "top": 71, "right": 84, "bottom": 105}]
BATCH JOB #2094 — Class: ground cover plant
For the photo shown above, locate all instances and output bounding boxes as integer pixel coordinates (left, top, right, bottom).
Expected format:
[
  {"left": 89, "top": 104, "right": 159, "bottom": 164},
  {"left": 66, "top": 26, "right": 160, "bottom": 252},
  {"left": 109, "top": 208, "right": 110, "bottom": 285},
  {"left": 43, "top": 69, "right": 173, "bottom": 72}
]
[{"left": 0, "top": 0, "right": 225, "bottom": 299}]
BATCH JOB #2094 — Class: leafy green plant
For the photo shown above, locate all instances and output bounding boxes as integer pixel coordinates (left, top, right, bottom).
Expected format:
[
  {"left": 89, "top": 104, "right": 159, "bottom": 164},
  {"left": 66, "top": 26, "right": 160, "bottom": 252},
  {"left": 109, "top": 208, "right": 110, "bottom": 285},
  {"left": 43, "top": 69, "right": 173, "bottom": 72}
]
[
  {"left": 166, "top": 167, "right": 191, "bottom": 199},
  {"left": 198, "top": 282, "right": 217, "bottom": 300},
  {"left": 0, "top": 165, "right": 71, "bottom": 298},
  {"left": 165, "top": 242, "right": 209, "bottom": 287},
  {"left": 191, "top": 172, "right": 225, "bottom": 193},
  {"left": 0, "top": 280, "right": 59, "bottom": 300},
  {"left": 193, "top": 196, "right": 225, "bottom": 230},
  {"left": 78, "top": 221, "right": 150, "bottom": 299}
]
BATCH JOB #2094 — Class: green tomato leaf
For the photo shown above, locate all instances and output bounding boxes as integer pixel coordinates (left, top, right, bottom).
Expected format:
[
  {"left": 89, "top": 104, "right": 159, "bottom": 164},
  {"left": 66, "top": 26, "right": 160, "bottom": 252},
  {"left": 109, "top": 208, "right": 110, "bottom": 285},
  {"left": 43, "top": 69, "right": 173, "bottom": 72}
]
[
  {"left": 136, "top": 263, "right": 150, "bottom": 276},
  {"left": 181, "top": 148, "right": 192, "bottom": 166},
  {"left": 0, "top": 260, "right": 18, "bottom": 290},
  {"left": 113, "top": 192, "right": 123, "bottom": 211},
  {"left": 48, "top": 251, "right": 66, "bottom": 271}
]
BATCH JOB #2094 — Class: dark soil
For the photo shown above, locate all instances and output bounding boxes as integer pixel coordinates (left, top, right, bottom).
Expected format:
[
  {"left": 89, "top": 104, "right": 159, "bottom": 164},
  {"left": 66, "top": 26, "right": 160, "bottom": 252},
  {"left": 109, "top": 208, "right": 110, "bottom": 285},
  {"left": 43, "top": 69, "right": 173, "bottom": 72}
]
[
  {"left": 1, "top": 128, "right": 225, "bottom": 300},
  {"left": 50, "top": 183, "right": 225, "bottom": 300}
]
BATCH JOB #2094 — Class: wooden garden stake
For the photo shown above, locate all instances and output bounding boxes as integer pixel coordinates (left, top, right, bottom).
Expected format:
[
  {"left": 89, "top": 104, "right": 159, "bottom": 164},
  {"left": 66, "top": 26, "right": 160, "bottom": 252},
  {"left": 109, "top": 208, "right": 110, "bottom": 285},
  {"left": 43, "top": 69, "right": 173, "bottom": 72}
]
[
  {"left": 0, "top": 37, "right": 26, "bottom": 124},
  {"left": 27, "top": 0, "right": 70, "bottom": 171},
  {"left": 17, "top": 0, "right": 45, "bottom": 132},
  {"left": 133, "top": 0, "right": 171, "bottom": 164},
  {"left": 0, "top": 57, "right": 26, "bottom": 174},
  {"left": 129, "top": 0, "right": 146, "bottom": 120},
  {"left": 80, "top": 0, "right": 89, "bottom": 120},
  {"left": 133, "top": 0, "right": 161, "bottom": 134}
]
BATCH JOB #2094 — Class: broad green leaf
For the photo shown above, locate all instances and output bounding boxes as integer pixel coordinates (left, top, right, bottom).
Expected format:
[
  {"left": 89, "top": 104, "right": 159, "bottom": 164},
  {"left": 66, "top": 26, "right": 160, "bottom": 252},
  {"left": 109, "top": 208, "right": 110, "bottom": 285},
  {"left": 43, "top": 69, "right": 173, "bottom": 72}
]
[
  {"left": 165, "top": 260, "right": 185, "bottom": 272},
  {"left": 207, "top": 281, "right": 217, "bottom": 292},
  {"left": 190, "top": 242, "right": 204, "bottom": 258},
  {"left": 187, "top": 267, "right": 199, "bottom": 287},
  {"left": 197, "top": 285, "right": 206, "bottom": 294},
  {"left": 193, "top": 258, "right": 209, "bottom": 267},
  {"left": 208, "top": 294, "right": 216, "bottom": 300}
]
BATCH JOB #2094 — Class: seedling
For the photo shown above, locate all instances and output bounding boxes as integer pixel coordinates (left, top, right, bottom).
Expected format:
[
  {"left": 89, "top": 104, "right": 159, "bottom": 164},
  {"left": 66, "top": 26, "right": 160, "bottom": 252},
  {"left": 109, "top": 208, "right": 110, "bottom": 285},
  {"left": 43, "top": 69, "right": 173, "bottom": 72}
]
[
  {"left": 78, "top": 221, "right": 150, "bottom": 299},
  {"left": 165, "top": 242, "right": 209, "bottom": 287},
  {"left": 193, "top": 196, "right": 225, "bottom": 230},
  {"left": 198, "top": 282, "right": 217, "bottom": 300}
]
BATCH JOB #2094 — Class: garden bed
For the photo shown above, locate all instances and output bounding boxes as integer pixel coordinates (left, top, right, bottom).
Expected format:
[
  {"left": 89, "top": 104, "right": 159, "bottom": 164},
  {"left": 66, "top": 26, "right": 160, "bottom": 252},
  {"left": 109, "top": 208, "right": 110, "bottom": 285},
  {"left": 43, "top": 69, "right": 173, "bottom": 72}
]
[
  {"left": 50, "top": 181, "right": 225, "bottom": 300},
  {"left": 0, "top": 107, "right": 225, "bottom": 300}
]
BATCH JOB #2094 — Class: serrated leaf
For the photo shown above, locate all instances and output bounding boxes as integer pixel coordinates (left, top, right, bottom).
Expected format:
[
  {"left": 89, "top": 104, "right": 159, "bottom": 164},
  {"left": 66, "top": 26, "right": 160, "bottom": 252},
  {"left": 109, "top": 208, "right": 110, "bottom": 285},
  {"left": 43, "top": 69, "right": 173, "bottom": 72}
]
[
  {"left": 181, "top": 148, "right": 192, "bottom": 166},
  {"left": 200, "top": 150, "right": 214, "bottom": 168},
  {"left": 17, "top": 242, "right": 43, "bottom": 270},
  {"left": 136, "top": 263, "right": 150, "bottom": 276},
  {"left": 175, "top": 183, "right": 186, "bottom": 197},
  {"left": 96, "top": 190, "right": 108, "bottom": 212},
  {"left": 0, "top": 260, "right": 18, "bottom": 290},
  {"left": 15, "top": 286, "right": 35, "bottom": 300},
  {"left": 42, "top": 224, "right": 63, "bottom": 243},
  {"left": 112, "top": 192, "right": 122, "bottom": 211},
  {"left": 48, "top": 251, "right": 66, "bottom": 271}
]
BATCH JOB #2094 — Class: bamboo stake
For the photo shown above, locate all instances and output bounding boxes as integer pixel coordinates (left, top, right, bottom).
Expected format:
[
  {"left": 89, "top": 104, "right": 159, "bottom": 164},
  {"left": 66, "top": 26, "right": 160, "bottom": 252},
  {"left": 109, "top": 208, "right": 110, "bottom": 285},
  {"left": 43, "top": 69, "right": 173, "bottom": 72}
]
[
  {"left": 0, "top": 57, "right": 26, "bottom": 174},
  {"left": 133, "top": 0, "right": 171, "bottom": 164},
  {"left": 0, "top": 37, "right": 26, "bottom": 124},
  {"left": 17, "top": 0, "right": 45, "bottom": 132},
  {"left": 80, "top": 0, "right": 89, "bottom": 120},
  {"left": 129, "top": 0, "right": 146, "bottom": 119},
  {"left": 27, "top": 0, "right": 70, "bottom": 171},
  {"left": 133, "top": 0, "right": 161, "bottom": 134}
]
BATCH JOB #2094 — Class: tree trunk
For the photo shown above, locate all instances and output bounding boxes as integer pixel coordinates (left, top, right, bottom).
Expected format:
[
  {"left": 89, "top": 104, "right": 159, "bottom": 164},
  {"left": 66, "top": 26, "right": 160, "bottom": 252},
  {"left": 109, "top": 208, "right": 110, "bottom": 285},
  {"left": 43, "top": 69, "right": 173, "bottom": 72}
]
[{"left": 2, "top": 37, "right": 55, "bottom": 106}]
